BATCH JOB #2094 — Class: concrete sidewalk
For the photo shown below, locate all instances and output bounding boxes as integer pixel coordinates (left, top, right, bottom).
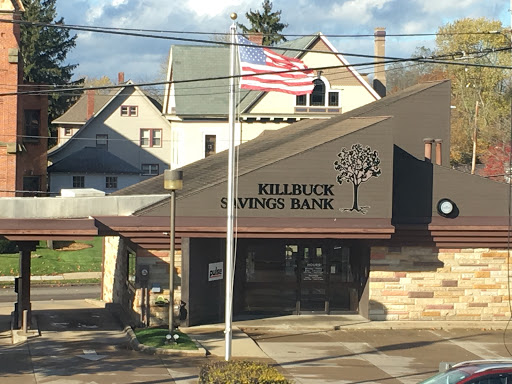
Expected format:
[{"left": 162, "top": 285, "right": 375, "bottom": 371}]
[{"left": 0, "top": 271, "right": 101, "bottom": 282}]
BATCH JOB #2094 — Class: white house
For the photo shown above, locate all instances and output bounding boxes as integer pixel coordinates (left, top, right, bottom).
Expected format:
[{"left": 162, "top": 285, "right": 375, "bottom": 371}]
[
  {"left": 48, "top": 77, "right": 173, "bottom": 194},
  {"left": 162, "top": 32, "right": 381, "bottom": 168}
]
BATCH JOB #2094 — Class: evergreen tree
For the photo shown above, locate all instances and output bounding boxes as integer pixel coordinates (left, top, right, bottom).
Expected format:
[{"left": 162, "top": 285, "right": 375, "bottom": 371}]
[
  {"left": 20, "top": 0, "right": 82, "bottom": 146},
  {"left": 238, "top": 0, "right": 288, "bottom": 46}
]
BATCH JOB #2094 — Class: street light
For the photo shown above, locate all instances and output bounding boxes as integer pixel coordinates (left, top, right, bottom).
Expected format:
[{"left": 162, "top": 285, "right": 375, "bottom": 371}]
[{"left": 164, "top": 169, "right": 183, "bottom": 334}]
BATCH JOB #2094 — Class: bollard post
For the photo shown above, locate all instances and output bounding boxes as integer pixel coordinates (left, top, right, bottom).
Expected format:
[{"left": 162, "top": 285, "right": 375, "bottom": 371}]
[{"left": 22, "top": 309, "right": 28, "bottom": 333}]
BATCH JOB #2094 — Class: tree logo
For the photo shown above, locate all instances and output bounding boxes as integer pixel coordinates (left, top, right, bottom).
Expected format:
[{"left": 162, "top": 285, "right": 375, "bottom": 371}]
[{"left": 333, "top": 143, "right": 381, "bottom": 214}]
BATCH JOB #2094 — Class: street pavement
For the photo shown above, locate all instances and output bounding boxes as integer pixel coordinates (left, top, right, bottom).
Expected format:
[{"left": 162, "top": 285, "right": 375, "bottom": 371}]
[{"left": 2, "top": 277, "right": 512, "bottom": 383}]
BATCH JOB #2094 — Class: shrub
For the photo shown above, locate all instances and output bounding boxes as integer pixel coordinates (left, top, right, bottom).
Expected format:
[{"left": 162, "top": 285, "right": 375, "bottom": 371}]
[
  {"left": 0, "top": 240, "right": 17, "bottom": 254},
  {"left": 199, "top": 360, "right": 292, "bottom": 384}
]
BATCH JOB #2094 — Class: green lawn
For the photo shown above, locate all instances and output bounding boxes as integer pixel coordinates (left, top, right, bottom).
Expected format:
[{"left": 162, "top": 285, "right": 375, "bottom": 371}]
[
  {"left": 0, "top": 238, "right": 102, "bottom": 276},
  {"left": 134, "top": 327, "right": 197, "bottom": 350}
]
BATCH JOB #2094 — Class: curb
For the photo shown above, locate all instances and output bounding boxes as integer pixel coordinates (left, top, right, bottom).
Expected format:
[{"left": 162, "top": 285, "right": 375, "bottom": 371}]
[{"left": 123, "top": 326, "right": 208, "bottom": 356}]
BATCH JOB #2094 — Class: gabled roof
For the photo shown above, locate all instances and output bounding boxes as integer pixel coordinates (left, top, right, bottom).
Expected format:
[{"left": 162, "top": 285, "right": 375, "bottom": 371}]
[
  {"left": 114, "top": 81, "right": 447, "bottom": 207},
  {"left": 49, "top": 81, "right": 168, "bottom": 158},
  {"left": 52, "top": 92, "right": 115, "bottom": 124},
  {"left": 167, "top": 33, "right": 377, "bottom": 117},
  {"left": 169, "top": 44, "right": 252, "bottom": 117},
  {"left": 48, "top": 147, "right": 141, "bottom": 174}
]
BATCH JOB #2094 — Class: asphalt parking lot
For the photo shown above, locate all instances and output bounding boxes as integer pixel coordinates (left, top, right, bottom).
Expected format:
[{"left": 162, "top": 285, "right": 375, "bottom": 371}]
[
  {"left": 242, "top": 327, "right": 512, "bottom": 383},
  {"left": 2, "top": 298, "right": 512, "bottom": 384}
]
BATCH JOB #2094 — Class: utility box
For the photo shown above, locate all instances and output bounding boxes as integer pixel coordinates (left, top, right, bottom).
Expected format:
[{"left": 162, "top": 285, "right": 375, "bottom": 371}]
[{"left": 137, "top": 265, "right": 150, "bottom": 286}]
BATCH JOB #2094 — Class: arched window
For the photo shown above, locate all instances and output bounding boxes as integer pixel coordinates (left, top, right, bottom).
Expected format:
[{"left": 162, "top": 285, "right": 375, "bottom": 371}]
[
  {"left": 295, "top": 77, "right": 340, "bottom": 111},
  {"left": 310, "top": 79, "right": 325, "bottom": 106}
]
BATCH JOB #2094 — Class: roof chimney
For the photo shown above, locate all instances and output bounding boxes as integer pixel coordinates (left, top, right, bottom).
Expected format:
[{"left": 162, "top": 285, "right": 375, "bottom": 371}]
[
  {"left": 435, "top": 139, "right": 442, "bottom": 166},
  {"left": 86, "top": 89, "right": 95, "bottom": 120},
  {"left": 247, "top": 32, "right": 263, "bottom": 46},
  {"left": 373, "top": 27, "right": 386, "bottom": 97},
  {"left": 118, "top": 72, "right": 125, "bottom": 84},
  {"left": 423, "top": 138, "right": 434, "bottom": 163}
]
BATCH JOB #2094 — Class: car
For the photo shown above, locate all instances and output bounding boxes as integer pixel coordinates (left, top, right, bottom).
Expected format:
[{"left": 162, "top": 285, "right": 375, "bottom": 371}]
[{"left": 418, "top": 360, "right": 512, "bottom": 384}]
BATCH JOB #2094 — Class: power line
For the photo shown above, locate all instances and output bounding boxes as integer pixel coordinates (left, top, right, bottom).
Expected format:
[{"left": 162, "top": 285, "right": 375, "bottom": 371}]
[
  {"left": 3, "top": 18, "right": 504, "bottom": 39},
  {"left": 2, "top": 18, "right": 510, "bottom": 62},
  {"left": 1, "top": 47, "right": 511, "bottom": 98}
]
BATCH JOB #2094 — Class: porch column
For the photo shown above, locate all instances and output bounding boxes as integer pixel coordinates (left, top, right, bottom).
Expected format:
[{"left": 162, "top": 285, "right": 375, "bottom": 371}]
[{"left": 15, "top": 241, "right": 37, "bottom": 329}]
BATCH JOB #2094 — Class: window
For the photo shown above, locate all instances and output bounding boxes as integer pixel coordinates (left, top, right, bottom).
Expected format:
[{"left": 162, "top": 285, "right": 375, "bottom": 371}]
[
  {"left": 140, "top": 129, "right": 162, "bottom": 147},
  {"left": 310, "top": 79, "right": 326, "bottom": 106},
  {"left": 121, "top": 105, "right": 138, "bottom": 116},
  {"left": 73, "top": 176, "right": 85, "bottom": 188},
  {"left": 328, "top": 92, "right": 339, "bottom": 107},
  {"left": 24, "top": 110, "right": 40, "bottom": 141},
  {"left": 205, "top": 135, "right": 216, "bottom": 157},
  {"left": 106, "top": 176, "right": 118, "bottom": 189},
  {"left": 64, "top": 128, "right": 72, "bottom": 136},
  {"left": 96, "top": 134, "right": 108, "bottom": 150},
  {"left": 296, "top": 95, "right": 306, "bottom": 106},
  {"left": 127, "top": 249, "right": 136, "bottom": 285},
  {"left": 295, "top": 78, "right": 340, "bottom": 111},
  {"left": 142, "top": 164, "right": 159, "bottom": 176}
]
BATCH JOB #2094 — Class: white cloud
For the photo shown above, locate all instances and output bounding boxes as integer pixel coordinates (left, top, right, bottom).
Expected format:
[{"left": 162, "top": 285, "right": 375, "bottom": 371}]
[
  {"left": 57, "top": 0, "right": 511, "bottom": 82},
  {"left": 184, "top": 0, "right": 256, "bottom": 19},
  {"left": 329, "top": 0, "right": 394, "bottom": 24}
]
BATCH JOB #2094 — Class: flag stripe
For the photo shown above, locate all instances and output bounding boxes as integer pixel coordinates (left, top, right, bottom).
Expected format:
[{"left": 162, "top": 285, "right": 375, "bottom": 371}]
[{"left": 237, "top": 35, "right": 314, "bottom": 95}]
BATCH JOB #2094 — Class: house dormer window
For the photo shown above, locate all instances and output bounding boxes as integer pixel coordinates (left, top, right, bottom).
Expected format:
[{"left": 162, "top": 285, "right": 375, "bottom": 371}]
[
  {"left": 121, "top": 105, "right": 138, "bottom": 116},
  {"left": 310, "top": 79, "right": 325, "bottom": 106},
  {"left": 295, "top": 78, "right": 341, "bottom": 114}
]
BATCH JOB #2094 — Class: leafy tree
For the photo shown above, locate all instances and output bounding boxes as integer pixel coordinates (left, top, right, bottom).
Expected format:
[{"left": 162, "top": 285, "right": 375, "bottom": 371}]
[
  {"left": 480, "top": 143, "right": 511, "bottom": 182},
  {"left": 333, "top": 144, "right": 381, "bottom": 214},
  {"left": 20, "top": 0, "right": 82, "bottom": 146},
  {"left": 82, "top": 76, "right": 114, "bottom": 94},
  {"left": 387, "top": 47, "right": 439, "bottom": 94},
  {"left": 433, "top": 18, "right": 511, "bottom": 165},
  {"left": 237, "top": 0, "right": 288, "bottom": 46}
]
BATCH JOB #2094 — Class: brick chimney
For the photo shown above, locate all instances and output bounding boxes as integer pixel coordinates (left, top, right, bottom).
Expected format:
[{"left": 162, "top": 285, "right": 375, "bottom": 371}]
[
  {"left": 435, "top": 139, "right": 442, "bottom": 166},
  {"left": 247, "top": 32, "right": 263, "bottom": 45},
  {"left": 118, "top": 71, "right": 125, "bottom": 84},
  {"left": 373, "top": 27, "right": 386, "bottom": 97},
  {"left": 86, "top": 89, "right": 94, "bottom": 120},
  {"left": 423, "top": 138, "right": 434, "bottom": 163}
]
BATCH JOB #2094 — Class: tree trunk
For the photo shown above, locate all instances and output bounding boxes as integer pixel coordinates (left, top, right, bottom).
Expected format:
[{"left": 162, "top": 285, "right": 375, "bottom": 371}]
[{"left": 352, "top": 183, "right": 359, "bottom": 211}]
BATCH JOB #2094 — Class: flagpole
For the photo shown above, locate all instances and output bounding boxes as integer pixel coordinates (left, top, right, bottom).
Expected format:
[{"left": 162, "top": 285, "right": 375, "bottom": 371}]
[{"left": 225, "top": 12, "right": 237, "bottom": 362}]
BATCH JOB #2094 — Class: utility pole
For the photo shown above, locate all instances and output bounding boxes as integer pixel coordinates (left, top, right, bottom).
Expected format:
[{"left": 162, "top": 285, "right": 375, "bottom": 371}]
[{"left": 471, "top": 100, "right": 479, "bottom": 175}]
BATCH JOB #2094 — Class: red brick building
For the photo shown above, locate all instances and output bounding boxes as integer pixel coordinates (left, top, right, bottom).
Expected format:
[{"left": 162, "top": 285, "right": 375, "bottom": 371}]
[{"left": 0, "top": 0, "right": 48, "bottom": 196}]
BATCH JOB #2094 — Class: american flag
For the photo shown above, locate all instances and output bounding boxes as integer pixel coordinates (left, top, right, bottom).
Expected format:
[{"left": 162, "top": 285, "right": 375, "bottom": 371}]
[{"left": 237, "top": 35, "right": 314, "bottom": 95}]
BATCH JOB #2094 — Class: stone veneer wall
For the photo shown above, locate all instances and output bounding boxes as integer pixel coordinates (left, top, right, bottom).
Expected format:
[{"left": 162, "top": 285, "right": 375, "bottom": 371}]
[
  {"left": 369, "top": 246, "right": 511, "bottom": 321},
  {"left": 102, "top": 236, "right": 127, "bottom": 303},
  {"left": 102, "top": 236, "right": 183, "bottom": 327},
  {"left": 135, "top": 248, "right": 182, "bottom": 326}
]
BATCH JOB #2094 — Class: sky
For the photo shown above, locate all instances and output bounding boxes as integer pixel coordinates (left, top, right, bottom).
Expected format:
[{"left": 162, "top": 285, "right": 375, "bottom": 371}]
[{"left": 54, "top": 0, "right": 511, "bottom": 84}]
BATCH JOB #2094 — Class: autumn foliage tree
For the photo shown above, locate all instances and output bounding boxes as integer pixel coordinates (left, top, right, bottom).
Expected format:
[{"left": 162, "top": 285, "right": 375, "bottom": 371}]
[
  {"left": 435, "top": 18, "right": 511, "bottom": 165},
  {"left": 480, "top": 143, "right": 511, "bottom": 182},
  {"left": 387, "top": 18, "right": 511, "bottom": 166}
]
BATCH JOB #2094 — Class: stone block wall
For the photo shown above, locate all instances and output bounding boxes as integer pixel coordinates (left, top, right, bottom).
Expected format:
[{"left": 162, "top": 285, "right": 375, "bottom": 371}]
[
  {"left": 369, "top": 246, "right": 510, "bottom": 321},
  {"left": 102, "top": 236, "right": 183, "bottom": 327},
  {"left": 102, "top": 236, "right": 127, "bottom": 303},
  {"left": 133, "top": 248, "right": 182, "bottom": 326}
]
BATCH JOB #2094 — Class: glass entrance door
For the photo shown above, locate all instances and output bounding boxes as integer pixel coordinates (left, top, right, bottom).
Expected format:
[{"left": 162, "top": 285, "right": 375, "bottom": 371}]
[{"left": 298, "top": 245, "right": 327, "bottom": 312}]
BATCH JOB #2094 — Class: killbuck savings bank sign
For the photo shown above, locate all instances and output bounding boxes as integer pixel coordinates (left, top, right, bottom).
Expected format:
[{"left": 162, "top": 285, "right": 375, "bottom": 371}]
[
  {"left": 220, "top": 183, "right": 335, "bottom": 210},
  {"left": 220, "top": 143, "right": 382, "bottom": 215}
]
